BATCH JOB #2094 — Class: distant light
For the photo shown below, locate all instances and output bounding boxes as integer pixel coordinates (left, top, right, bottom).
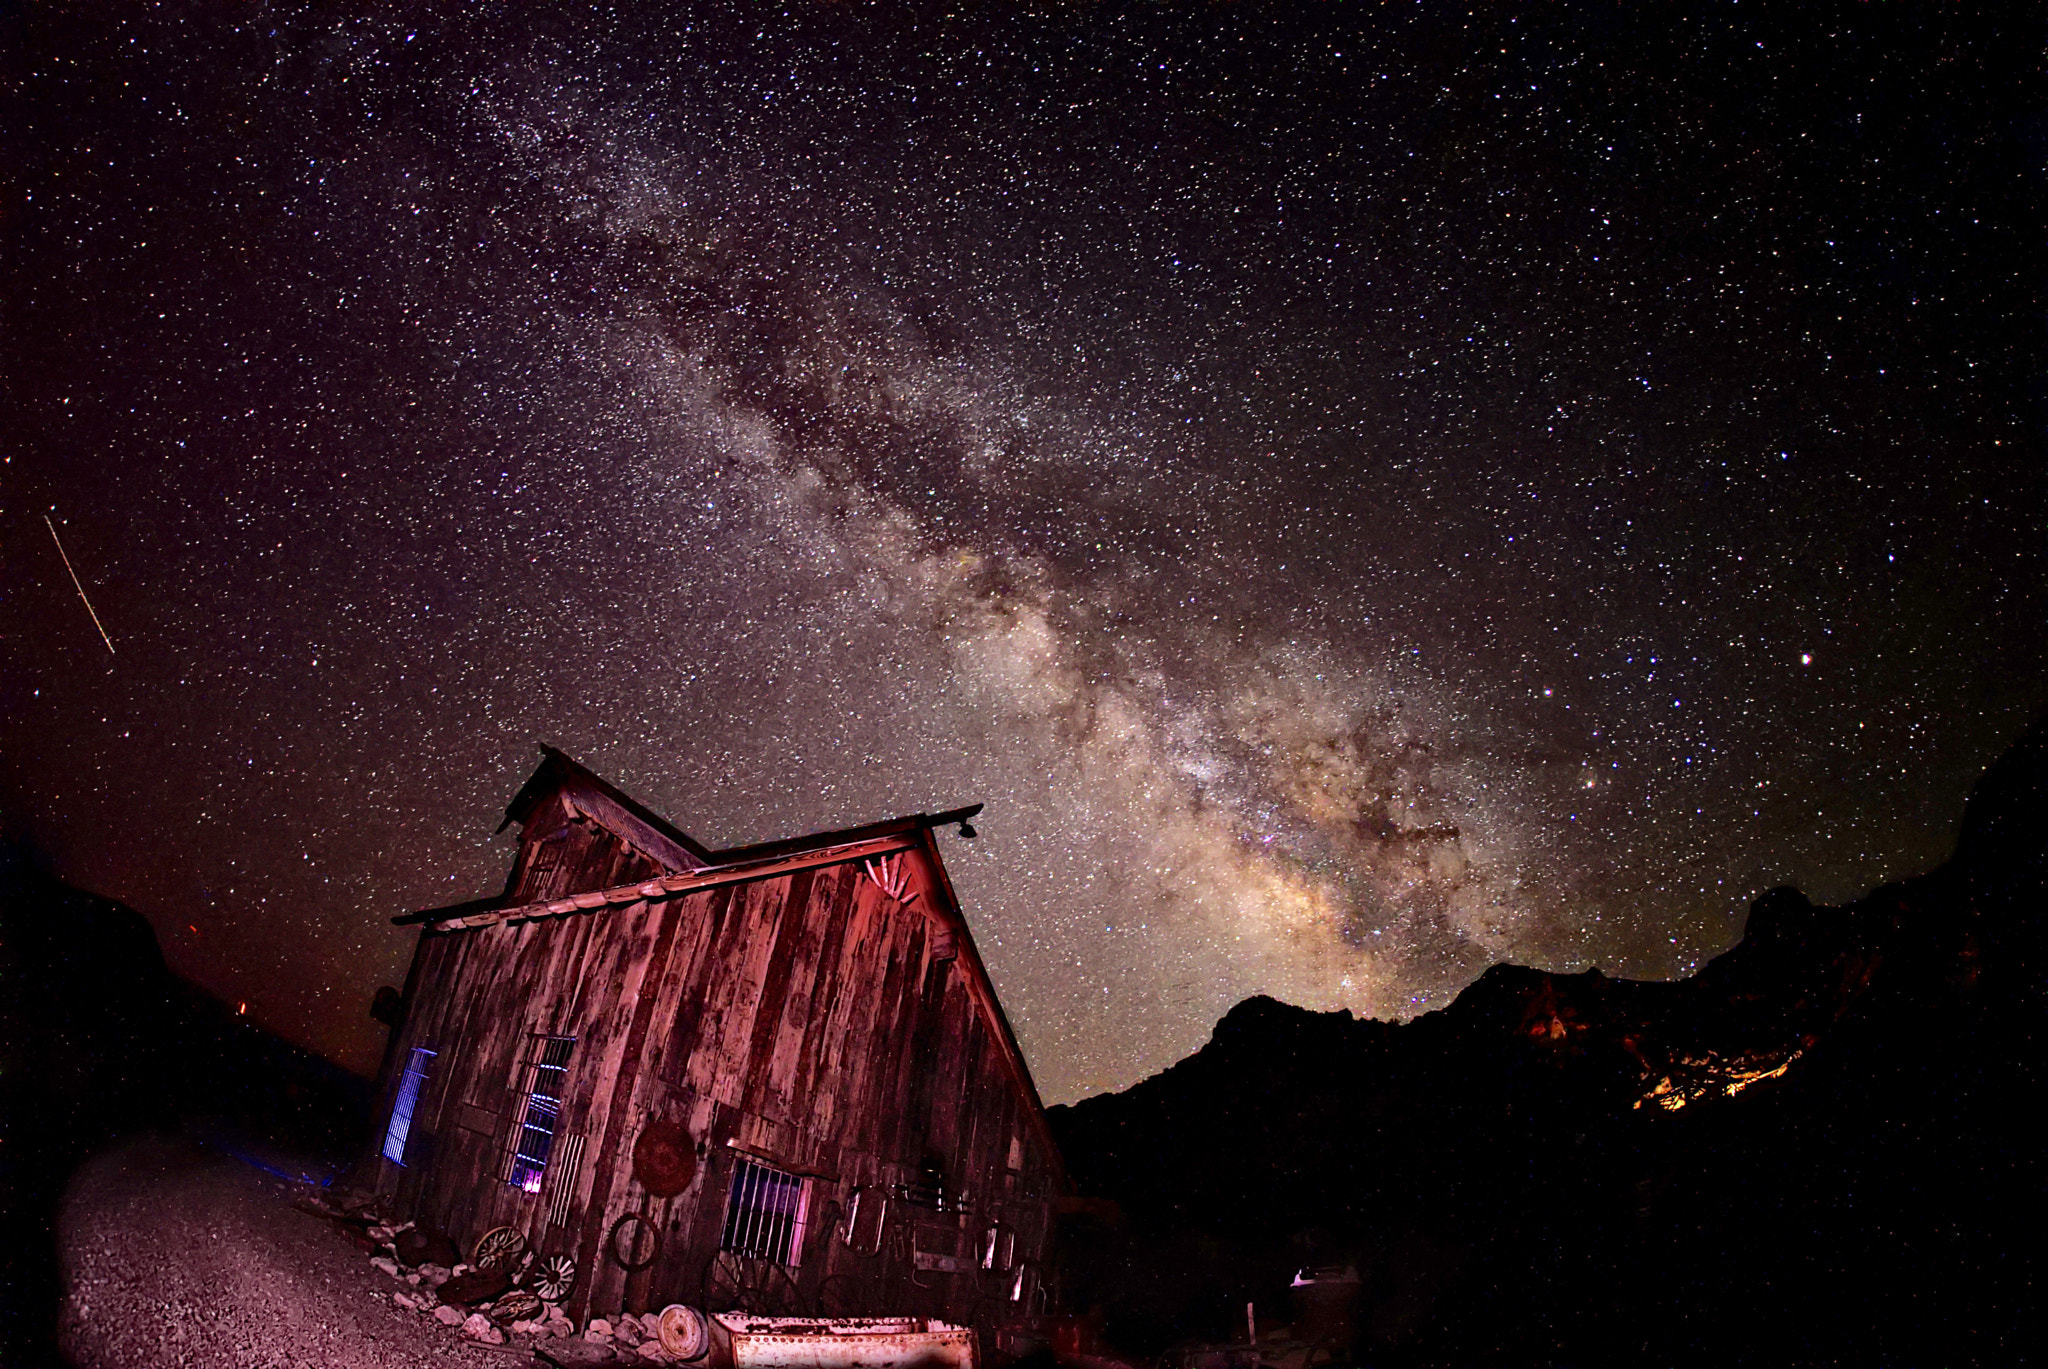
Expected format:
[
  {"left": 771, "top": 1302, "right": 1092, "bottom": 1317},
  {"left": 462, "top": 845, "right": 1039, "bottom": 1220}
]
[
  {"left": 237, "top": 1001, "right": 248, "bottom": 1015},
  {"left": 1801, "top": 653, "right": 1812, "bottom": 665}
]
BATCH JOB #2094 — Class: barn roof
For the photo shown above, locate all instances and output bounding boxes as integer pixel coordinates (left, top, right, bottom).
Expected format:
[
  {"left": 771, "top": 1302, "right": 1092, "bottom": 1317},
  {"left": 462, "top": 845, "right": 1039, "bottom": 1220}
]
[{"left": 497, "top": 745, "right": 716, "bottom": 872}]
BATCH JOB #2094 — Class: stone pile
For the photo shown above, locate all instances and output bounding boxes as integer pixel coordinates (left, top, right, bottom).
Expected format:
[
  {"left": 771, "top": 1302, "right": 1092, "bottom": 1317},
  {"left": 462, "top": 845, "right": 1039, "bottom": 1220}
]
[
  {"left": 572, "top": 1312, "right": 685, "bottom": 1364},
  {"left": 311, "top": 1190, "right": 687, "bottom": 1363}
]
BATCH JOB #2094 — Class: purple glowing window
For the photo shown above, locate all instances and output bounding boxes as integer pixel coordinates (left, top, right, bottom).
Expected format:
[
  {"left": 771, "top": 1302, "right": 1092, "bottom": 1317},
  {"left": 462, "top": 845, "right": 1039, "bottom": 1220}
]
[
  {"left": 720, "top": 1156, "right": 811, "bottom": 1267},
  {"left": 507, "top": 1036, "right": 574, "bottom": 1193},
  {"left": 382, "top": 1046, "right": 435, "bottom": 1165}
]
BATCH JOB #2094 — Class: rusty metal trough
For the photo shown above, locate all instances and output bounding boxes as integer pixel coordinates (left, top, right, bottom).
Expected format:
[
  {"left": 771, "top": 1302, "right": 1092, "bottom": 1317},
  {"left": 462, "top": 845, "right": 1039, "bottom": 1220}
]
[{"left": 707, "top": 1315, "right": 977, "bottom": 1369}]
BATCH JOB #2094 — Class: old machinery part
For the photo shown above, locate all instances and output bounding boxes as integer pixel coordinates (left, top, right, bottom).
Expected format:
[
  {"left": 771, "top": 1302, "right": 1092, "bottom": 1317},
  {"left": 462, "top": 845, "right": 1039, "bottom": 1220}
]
[{"left": 608, "top": 1211, "right": 662, "bottom": 1272}]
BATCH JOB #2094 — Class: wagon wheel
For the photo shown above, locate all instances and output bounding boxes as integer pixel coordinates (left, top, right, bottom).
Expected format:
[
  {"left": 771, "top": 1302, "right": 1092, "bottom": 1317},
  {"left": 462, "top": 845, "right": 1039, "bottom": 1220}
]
[
  {"left": 752, "top": 1260, "right": 803, "bottom": 1317},
  {"left": 534, "top": 1253, "right": 577, "bottom": 1303},
  {"left": 608, "top": 1212, "right": 662, "bottom": 1272},
  {"left": 490, "top": 1289, "right": 544, "bottom": 1325},
  {"left": 700, "top": 1250, "right": 803, "bottom": 1315},
  {"left": 473, "top": 1225, "right": 527, "bottom": 1271},
  {"left": 812, "top": 1272, "right": 858, "bottom": 1319},
  {"left": 700, "top": 1250, "right": 748, "bottom": 1312}
]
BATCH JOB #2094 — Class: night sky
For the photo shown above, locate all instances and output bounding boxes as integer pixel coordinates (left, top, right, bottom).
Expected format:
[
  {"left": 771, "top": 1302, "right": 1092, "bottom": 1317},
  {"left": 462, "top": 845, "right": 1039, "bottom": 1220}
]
[{"left": 4, "top": 2, "right": 2041, "bottom": 1102}]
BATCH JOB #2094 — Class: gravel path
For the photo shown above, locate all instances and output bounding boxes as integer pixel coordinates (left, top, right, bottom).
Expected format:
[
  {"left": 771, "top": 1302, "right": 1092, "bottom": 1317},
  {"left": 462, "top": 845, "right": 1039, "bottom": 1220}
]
[{"left": 58, "top": 1132, "right": 514, "bottom": 1369}]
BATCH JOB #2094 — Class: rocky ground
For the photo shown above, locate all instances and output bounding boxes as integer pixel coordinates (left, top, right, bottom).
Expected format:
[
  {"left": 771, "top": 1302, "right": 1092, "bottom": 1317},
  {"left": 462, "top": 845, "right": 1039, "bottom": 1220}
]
[
  {"left": 58, "top": 1132, "right": 510, "bottom": 1369},
  {"left": 56, "top": 1131, "right": 678, "bottom": 1369}
]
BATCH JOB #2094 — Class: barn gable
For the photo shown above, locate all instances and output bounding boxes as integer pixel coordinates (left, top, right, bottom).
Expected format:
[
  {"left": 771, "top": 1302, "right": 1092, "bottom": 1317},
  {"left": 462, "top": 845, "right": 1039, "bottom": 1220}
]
[{"left": 495, "top": 748, "right": 713, "bottom": 904}]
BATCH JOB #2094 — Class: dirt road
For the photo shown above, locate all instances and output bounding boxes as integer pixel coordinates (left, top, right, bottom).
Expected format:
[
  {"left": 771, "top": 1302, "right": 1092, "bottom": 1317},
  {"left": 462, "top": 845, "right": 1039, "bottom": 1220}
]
[{"left": 58, "top": 1132, "right": 508, "bottom": 1369}]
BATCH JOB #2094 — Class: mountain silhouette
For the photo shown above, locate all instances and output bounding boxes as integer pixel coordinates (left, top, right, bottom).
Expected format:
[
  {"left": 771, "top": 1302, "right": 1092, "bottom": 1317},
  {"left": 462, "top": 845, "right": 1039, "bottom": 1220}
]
[{"left": 1048, "top": 715, "right": 2045, "bottom": 1365}]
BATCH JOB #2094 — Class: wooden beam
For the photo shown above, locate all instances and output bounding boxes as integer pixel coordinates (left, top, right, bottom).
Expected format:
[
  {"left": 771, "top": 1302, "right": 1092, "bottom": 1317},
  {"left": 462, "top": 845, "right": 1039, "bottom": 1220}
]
[{"left": 400, "top": 834, "right": 926, "bottom": 933}]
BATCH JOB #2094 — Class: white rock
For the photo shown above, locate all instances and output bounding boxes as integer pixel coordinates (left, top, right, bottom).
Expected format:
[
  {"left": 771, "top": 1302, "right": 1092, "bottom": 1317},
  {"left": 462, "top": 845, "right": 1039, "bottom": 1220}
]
[
  {"left": 450, "top": 1263, "right": 473, "bottom": 1277},
  {"left": 393, "top": 1291, "right": 420, "bottom": 1310},
  {"left": 616, "top": 1317, "right": 645, "bottom": 1346},
  {"left": 462, "top": 1312, "right": 505, "bottom": 1344},
  {"left": 433, "top": 1305, "right": 465, "bottom": 1327},
  {"left": 587, "top": 1318, "right": 614, "bottom": 1339},
  {"left": 370, "top": 1257, "right": 401, "bottom": 1278},
  {"left": 511, "top": 1320, "right": 543, "bottom": 1335},
  {"left": 418, "top": 1264, "right": 452, "bottom": 1288},
  {"left": 405, "top": 1272, "right": 421, "bottom": 1286},
  {"left": 639, "top": 1344, "right": 674, "bottom": 1365}
]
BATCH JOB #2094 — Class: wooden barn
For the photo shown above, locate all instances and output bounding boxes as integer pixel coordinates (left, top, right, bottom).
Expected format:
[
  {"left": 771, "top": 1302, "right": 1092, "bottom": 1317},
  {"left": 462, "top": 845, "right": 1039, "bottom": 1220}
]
[{"left": 363, "top": 747, "right": 1065, "bottom": 1335}]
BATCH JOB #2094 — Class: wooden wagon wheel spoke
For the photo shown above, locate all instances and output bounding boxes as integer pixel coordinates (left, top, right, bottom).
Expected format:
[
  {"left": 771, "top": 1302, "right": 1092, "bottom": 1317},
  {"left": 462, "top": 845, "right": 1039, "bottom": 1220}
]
[
  {"left": 490, "top": 1289, "right": 544, "bottom": 1325},
  {"left": 472, "top": 1225, "right": 527, "bottom": 1271},
  {"left": 700, "top": 1250, "right": 747, "bottom": 1312},
  {"left": 534, "top": 1253, "right": 577, "bottom": 1303},
  {"left": 751, "top": 1259, "right": 802, "bottom": 1317}
]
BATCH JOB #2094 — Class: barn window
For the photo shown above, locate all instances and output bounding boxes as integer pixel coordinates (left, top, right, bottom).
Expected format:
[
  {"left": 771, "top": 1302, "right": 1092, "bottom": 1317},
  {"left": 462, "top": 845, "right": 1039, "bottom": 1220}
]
[
  {"left": 520, "top": 826, "right": 572, "bottom": 900},
  {"left": 720, "top": 1156, "right": 811, "bottom": 1267},
  {"left": 506, "top": 1035, "right": 575, "bottom": 1193},
  {"left": 382, "top": 1046, "right": 436, "bottom": 1165}
]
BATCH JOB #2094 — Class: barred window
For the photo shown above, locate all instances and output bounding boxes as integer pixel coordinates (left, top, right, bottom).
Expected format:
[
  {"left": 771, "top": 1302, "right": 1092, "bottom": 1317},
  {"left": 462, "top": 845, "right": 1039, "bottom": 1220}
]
[
  {"left": 720, "top": 1155, "right": 811, "bottom": 1266},
  {"left": 382, "top": 1046, "right": 435, "bottom": 1165},
  {"left": 507, "top": 1036, "right": 575, "bottom": 1193}
]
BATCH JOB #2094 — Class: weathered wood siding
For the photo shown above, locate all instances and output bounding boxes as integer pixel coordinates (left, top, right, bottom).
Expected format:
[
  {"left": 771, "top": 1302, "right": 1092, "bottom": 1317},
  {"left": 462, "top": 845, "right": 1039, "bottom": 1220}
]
[
  {"left": 370, "top": 839, "right": 1060, "bottom": 1331},
  {"left": 504, "top": 789, "right": 667, "bottom": 905}
]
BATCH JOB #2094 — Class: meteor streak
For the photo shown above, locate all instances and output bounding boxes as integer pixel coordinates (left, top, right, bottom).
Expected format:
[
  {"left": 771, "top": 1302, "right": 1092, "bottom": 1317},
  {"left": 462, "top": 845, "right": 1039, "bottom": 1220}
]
[{"left": 45, "top": 512, "right": 115, "bottom": 655}]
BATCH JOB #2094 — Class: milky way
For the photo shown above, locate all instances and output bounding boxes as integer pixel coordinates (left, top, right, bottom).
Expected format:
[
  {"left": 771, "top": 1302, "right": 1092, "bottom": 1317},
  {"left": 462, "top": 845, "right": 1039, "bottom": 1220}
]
[{"left": 4, "top": 3, "right": 2041, "bottom": 1099}]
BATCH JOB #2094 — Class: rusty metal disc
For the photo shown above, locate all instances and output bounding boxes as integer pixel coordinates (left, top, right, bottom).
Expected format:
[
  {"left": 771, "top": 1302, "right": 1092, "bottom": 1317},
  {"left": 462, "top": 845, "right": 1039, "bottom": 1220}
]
[
  {"left": 632, "top": 1120, "right": 697, "bottom": 1197},
  {"left": 657, "top": 1304, "right": 710, "bottom": 1361}
]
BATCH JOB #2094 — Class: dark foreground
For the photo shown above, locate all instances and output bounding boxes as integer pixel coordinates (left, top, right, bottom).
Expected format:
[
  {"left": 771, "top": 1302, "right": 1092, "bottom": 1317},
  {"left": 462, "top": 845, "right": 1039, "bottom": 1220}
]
[{"left": 1050, "top": 716, "right": 2048, "bottom": 1366}]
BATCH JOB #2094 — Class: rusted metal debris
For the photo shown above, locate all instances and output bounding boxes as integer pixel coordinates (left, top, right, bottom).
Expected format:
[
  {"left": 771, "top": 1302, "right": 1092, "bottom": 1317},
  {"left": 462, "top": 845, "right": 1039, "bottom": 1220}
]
[{"left": 710, "top": 1315, "right": 977, "bottom": 1369}]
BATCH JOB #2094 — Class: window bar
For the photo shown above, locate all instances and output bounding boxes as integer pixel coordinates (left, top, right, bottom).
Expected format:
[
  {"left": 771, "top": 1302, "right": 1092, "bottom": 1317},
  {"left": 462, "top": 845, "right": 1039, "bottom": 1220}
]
[
  {"left": 736, "top": 1161, "right": 751, "bottom": 1255},
  {"left": 746, "top": 1162, "right": 762, "bottom": 1257},
  {"left": 547, "top": 1133, "right": 585, "bottom": 1228},
  {"left": 508, "top": 1036, "right": 574, "bottom": 1192},
  {"left": 789, "top": 1176, "right": 811, "bottom": 1267}
]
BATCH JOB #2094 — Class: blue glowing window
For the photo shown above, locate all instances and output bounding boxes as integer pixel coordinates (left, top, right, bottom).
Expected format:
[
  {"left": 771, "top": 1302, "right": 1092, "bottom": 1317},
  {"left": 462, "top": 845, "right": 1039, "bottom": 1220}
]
[
  {"left": 382, "top": 1046, "right": 435, "bottom": 1165},
  {"left": 507, "top": 1036, "right": 575, "bottom": 1193}
]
